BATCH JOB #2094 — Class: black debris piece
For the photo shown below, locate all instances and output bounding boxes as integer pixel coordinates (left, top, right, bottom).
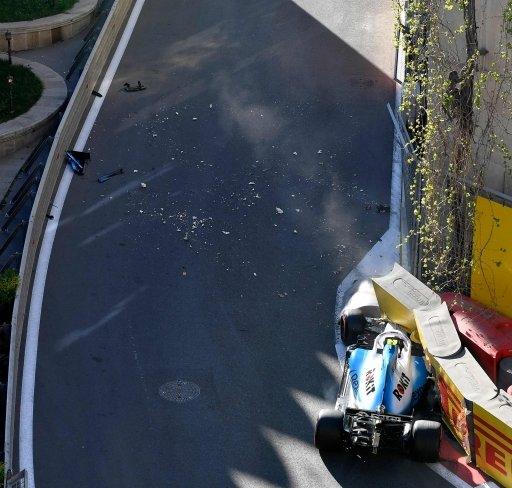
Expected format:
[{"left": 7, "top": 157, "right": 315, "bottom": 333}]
[
  {"left": 376, "top": 204, "right": 390, "bottom": 213},
  {"left": 123, "top": 81, "right": 146, "bottom": 92},
  {"left": 98, "top": 168, "right": 123, "bottom": 183},
  {"left": 65, "top": 150, "right": 90, "bottom": 175},
  {"left": 365, "top": 203, "right": 391, "bottom": 213},
  {"left": 92, "top": 90, "right": 103, "bottom": 97}
]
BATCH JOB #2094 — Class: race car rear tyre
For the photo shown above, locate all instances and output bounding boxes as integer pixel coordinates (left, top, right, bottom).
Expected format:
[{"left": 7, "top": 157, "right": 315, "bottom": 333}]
[
  {"left": 342, "top": 309, "right": 366, "bottom": 343},
  {"left": 314, "top": 409, "right": 345, "bottom": 451},
  {"left": 411, "top": 419, "right": 442, "bottom": 462}
]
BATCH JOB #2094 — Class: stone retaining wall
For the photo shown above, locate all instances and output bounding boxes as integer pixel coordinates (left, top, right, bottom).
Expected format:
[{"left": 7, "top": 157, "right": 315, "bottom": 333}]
[
  {"left": 0, "top": 0, "right": 98, "bottom": 52},
  {"left": 0, "top": 55, "right": 67, "bottom": 159}
]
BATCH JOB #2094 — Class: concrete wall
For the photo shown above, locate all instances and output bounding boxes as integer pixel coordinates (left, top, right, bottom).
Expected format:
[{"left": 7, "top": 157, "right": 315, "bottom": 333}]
[{"left": 438, "top": 1, "right": 512, "bottom": 195}]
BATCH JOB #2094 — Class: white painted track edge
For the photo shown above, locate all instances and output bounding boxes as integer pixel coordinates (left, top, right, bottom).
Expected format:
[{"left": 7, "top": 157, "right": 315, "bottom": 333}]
[{"left": 17, "top": 0, "right": 146, "bottom": 486}]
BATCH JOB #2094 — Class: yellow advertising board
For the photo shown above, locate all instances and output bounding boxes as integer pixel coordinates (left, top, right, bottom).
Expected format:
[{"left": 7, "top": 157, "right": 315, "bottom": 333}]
[
  {"left": 471, "top": 195, "right": 512, "bottom": 318},
  {"left": 473, "top": 395, "right": 512, "bottom": 488},
  {"left": 437, "top": 367, "right": 472, "bottom": 455}
]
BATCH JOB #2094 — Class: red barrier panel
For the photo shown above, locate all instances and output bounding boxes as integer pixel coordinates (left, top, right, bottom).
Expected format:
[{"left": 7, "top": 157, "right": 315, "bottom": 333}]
[{"left": 442, "top": 293, "right": 512, "bottom": 389}]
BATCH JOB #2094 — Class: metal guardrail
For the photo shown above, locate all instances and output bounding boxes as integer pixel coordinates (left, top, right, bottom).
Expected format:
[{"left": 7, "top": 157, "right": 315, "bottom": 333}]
[
  {"left": 0, "top": 253, "right": 22, "bottom": 274},
  {"left": 7, "top": 165, "right": 43, "bottom": 214},
  {"left": 66, "top": 0, "right": 111, "bottom": 87},
  {"left": 5, "top": 469, "right": 26, "bottom": 488},
  {"left": 0, "top": 136, "right": 52, "bottom": 211},
  {"left": 0, "top": 222, "right": 28, "bottom": 257},
  {"left": 387, "top": 103, "right": 422, "bottom": 279},
  {"left": 0, "top": 137, "right": 50, "bottom": 274},
  {"left": 66, "top": 26, "right": 100, "bottom": 84}
]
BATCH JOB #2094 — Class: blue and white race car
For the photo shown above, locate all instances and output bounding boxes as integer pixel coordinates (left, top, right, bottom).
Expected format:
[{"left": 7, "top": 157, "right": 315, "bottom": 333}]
[{"left": 315, "top": 309, "right": 442, "bottom": 461}]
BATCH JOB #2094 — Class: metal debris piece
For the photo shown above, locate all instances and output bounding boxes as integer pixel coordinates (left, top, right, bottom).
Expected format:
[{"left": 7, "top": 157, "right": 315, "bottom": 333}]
[
  {"left": 276, "top": 207, "right": 283, "bottom": 214},
  {"left": 65, "top": 150, "right": 90, "bottom": 175},
  {"left": 123, "top": 81, "right": 146, "bottom": 92},
  {"left": 181, "top": 266, "right": 187, "bottom": 276},
  {"left": 376, "top": 204, "right": 390, "bottom": 213},
  {"left": 140, "top": 182, "right": 147, "bottom": 188},
  {"left": 98, "top": 168, "right": 123, "bottom": 183},
  {"left": 364, "top": 203, "right": 391, "bottom": 213}
]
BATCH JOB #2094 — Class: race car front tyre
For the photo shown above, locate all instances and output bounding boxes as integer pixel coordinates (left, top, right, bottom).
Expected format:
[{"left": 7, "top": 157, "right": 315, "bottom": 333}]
[
  {"left": 314, "top": 409, "right": 345, "bottom": 451},
  {"left": 411, "top": 419, "right": 442, "bottom": 462}
]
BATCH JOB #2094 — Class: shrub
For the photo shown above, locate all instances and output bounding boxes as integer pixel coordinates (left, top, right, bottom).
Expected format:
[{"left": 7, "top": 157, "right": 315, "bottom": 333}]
[{"left": 0, "top": 269, "right": 18, "bottom": 307}]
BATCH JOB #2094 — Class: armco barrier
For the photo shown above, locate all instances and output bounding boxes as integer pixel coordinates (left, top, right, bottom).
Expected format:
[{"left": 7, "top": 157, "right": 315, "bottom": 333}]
[{"left": 4, "top": 0, "right": 135, "bottom": 474}]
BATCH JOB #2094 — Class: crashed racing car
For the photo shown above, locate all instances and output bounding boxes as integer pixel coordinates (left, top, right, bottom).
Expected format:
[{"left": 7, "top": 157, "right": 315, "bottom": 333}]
[{"left": 315, "top": 310, "right": 441, "bottom": 461}]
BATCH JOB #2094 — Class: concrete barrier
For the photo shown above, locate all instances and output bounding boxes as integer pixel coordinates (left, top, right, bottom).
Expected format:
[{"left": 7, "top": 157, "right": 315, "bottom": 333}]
[
  {"left": 372, "top": 262, "right": 441, "bottom": 331},
  {"left": 4, "top": 0, "right": 136, "bottom": 474}
]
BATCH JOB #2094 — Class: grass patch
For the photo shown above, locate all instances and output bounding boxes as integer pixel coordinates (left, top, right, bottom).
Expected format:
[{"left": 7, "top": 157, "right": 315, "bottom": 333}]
[
  {"left": 0, "top": 60, "right": 43, "bottom": 124},
  {"left": 0, "top": 0, "right": 77, "bottom": 22},
  {"left": 0, "top": 269, "right": 19, "bottom": 306}
]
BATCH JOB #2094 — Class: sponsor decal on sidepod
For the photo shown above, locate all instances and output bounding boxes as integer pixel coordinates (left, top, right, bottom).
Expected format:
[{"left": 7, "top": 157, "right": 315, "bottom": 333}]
[{"left": 348, "top": 330, "right": 429, "bottom": 415}]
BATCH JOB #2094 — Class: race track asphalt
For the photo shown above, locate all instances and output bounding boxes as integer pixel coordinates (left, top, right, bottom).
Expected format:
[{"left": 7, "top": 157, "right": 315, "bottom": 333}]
[{"left": 32, "top": 0, "right": 453, "bottom": 486}]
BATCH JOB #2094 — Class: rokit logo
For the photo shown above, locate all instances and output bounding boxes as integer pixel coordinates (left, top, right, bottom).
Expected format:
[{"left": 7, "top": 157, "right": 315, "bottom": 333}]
[
  {"left": 365, "top": 368, "right": 376, "bottom": 395},
  {"left": 392, "top": 372, "right": 411, "bottom": 401}
]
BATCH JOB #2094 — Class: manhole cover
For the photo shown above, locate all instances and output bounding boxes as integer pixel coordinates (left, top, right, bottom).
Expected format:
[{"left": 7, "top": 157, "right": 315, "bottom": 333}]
[{"left": 159, "top": 380, "right": 200, "bottom": 403}]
